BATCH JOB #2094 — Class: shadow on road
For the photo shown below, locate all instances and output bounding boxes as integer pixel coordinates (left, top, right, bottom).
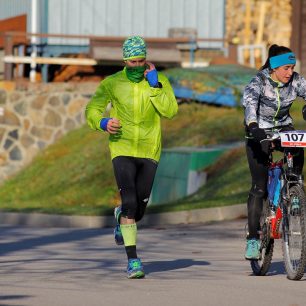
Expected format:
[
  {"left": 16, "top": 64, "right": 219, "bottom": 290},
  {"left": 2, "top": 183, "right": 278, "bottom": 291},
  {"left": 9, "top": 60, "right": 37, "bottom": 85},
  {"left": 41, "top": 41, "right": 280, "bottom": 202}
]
[
  {"left": 247, "top": 260, "right": 286, "bottom": 276},
  {"left": 250, "top": 260, "right": 306, "bottom": 280},
  {"left": 144, "top": 258, "right": 210, "bottom": 274},
  {"left": 0, "top": 294, "right": 32, "bottom": 306},
  {"left": 0, "top": 228, "right": 108, "bottom": 256},
  {"left": 267, "top": 261, "right": 286, "bottom": 275}
]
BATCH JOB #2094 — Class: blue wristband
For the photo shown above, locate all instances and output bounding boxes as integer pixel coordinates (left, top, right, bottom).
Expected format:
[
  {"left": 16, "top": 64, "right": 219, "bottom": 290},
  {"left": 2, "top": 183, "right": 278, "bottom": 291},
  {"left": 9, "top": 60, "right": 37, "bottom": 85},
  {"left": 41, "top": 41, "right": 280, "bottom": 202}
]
[
  {"left": 146, "top": 69, "right": 158, "bottom": 87},
  {"left": 100, "top": 118, "right": 111, "bottom": 131}
]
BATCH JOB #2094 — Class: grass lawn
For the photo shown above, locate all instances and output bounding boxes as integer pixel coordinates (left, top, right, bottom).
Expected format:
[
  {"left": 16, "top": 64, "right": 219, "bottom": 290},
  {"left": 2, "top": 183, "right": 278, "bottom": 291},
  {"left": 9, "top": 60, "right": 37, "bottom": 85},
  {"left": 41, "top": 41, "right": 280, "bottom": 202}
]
[{"left": 0, "top": 99, "right": 305, "bottom": 215}]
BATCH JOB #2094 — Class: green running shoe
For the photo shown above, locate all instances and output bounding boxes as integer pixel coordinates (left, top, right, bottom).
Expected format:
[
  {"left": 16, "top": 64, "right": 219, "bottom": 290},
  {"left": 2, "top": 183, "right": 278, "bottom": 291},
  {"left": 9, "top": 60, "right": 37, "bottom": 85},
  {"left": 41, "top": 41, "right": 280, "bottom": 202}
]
[
  {"left": 245, "top": 238, "right": 260, "bottom": 260},
  {"left": 127, "top": 258, "right": 145, "bottom": 279}
]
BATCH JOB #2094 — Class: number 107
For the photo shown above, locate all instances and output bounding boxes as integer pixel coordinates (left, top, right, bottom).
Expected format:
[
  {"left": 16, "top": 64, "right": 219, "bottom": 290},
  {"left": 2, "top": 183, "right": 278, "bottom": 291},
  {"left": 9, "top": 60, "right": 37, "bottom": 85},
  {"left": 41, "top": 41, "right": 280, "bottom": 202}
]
[{"left": 284, "top": 133, "right": 305, "bottom": 141}]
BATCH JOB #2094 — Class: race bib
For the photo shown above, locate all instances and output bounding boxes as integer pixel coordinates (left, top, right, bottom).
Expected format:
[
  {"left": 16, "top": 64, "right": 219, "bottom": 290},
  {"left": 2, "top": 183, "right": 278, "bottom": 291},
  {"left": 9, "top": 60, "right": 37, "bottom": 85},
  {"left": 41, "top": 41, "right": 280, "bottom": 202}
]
[{"left": 280, "top": 131, "right": 306, "bottom": 147}]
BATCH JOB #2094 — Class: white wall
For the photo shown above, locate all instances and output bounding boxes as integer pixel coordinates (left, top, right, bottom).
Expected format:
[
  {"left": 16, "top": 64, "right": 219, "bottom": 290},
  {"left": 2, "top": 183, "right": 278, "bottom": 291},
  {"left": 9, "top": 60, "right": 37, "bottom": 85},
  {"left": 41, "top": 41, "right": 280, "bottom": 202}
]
[{"left": 47, "top": 0, "right": 225, "bottom": 47}]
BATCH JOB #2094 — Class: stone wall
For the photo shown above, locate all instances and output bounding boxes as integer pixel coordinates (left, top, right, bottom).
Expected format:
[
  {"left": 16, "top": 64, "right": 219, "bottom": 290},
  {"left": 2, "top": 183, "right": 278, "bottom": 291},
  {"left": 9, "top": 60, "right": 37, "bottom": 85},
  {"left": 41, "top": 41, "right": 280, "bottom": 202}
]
[{"left": 0, "top": 81, "right": 98, "bottom": 183}]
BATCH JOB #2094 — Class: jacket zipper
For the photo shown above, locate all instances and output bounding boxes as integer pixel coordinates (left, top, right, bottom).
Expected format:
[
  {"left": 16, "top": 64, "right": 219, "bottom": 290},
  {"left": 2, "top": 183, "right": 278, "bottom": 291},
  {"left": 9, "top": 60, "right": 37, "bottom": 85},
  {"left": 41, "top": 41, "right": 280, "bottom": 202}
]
[
  {"left": 134, "top": 83, "right": 140, "bottom": 155},
  {"left": 273, "top": 86, "right": 280, "bottom": 128}
]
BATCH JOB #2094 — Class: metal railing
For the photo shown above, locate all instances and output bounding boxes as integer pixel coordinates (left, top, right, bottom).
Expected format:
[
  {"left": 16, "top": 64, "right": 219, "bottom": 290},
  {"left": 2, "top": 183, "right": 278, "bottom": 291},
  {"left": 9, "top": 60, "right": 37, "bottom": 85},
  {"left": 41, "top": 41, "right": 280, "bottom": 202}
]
[
  {"left": 0, "top": 31, "right": 227, "bottom": 82},
  {"left": 237, "top": 44, "right": 267, "bottom": 68}
]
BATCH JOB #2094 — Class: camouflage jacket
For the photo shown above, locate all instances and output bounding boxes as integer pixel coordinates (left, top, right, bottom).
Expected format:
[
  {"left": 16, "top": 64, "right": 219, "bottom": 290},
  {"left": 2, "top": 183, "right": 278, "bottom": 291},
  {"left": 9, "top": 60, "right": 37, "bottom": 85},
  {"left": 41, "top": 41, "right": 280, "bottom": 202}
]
[{"left": 243, "top": 68, "right": 306, "bottom": 129}]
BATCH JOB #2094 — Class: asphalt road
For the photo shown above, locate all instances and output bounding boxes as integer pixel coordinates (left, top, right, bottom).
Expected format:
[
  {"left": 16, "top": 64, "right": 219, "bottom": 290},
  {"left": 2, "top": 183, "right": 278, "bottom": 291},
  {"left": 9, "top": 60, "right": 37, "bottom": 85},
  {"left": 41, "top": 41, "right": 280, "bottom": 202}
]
[{"left": 1, "top": 219, "right": 306, "bottom": 306}]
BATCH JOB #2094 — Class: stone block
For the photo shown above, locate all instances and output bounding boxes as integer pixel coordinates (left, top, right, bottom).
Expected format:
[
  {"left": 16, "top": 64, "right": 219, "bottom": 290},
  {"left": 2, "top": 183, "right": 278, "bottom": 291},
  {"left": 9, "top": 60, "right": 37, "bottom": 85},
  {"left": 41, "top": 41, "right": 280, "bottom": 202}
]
[
  {"left": 23, "top": 118, "right": 31, "bottom": 130},
  {"left": 4, "top": 138, "right": 14, "bottom": 150},
  {"left": 49, "top": 96, "right": 61, "bottom": 106},
  {"left": 44, "top": 109, "right": 62, "bottom": 126},
  {"left": 0, "top": 127, "right": 5, "bottom": 143},
  {"left": 0, "top": 110, "right": 21, "bottom": 126},
  {"left": 62, "top": 94, "right": 71, "bottom": 105},
  {"left": 68, "top": 98, "right": 87, "bottom": 116},
  {"left": 9, "top": 146, "right": 22, "bottom": 161},
  {"left": 37, "top": 140, "right": 46, "bottom": 149},
  {"left": 28, "top": 109, "right": 44, "bottom": 126},
  {"left": 9, "top": 92, "right": 22, "bottom": 102},
  {"left": 8, "top": 129, "right": 18, "bottom": 140},
  {"left": 20, "top": 134, "right": 35, "bottom": 148},
  {"left": 53, "top": 130, "right": 63, "bottom": 141},
  {"left": 14, "top": 102, "right": 28, "bottom": 116},
  {"left": 75, "top": 113, "right": 85, "bottom": 124},
  {"left": 31, "top": 94, "right": 48, "bottom": 110},
  {"left": 30, "top": 126, "right": 53, "bottom": 141},
  {"left": 64, "top": 118, "right": 76, "bottom": 131},
  {"left": 0, "top": 152, "right": 8, "bottom": 166}
]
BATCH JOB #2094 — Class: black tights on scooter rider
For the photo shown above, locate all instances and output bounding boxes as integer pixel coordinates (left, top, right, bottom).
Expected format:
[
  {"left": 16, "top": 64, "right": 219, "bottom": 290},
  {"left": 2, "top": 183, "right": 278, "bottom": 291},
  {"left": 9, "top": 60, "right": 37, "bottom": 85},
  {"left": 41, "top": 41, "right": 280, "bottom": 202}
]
[{"left": 246, "top": 136, "right": 304, "bottom": 239}]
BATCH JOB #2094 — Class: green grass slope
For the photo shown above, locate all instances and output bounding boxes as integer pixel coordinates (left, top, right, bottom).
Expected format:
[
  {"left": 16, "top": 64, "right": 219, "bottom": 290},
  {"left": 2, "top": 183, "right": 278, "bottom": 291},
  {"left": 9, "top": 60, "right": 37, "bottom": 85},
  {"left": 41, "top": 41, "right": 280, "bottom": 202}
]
[{"left": 0, "top": 100, "right": 305, "bottom": 215}]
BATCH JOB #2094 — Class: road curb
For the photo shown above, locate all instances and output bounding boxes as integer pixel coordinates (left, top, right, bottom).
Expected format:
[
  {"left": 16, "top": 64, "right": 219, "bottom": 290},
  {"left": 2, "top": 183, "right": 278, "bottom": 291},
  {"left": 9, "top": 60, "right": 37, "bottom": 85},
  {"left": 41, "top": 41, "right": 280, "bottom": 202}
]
[
  {"left": 0, "top": 203, "right": 247, "bottom": 228},
  {"left": 141, "top": 203, "right": 247, "bottom": 226}
]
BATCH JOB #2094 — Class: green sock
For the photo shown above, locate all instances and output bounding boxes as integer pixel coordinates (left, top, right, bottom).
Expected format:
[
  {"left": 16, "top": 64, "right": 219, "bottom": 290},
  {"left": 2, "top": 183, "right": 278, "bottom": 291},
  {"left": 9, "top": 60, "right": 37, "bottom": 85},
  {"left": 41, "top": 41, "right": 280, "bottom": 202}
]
[{"left": 120, "top": 223, "right": 137, "bottom": 246}]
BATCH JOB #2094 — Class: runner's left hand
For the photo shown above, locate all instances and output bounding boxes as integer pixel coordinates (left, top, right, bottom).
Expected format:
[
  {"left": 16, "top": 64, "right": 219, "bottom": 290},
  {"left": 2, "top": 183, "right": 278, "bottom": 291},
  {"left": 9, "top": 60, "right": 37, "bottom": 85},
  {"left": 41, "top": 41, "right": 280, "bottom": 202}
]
[{"left": 144, "top": 62, "right": 158, "bottom": 87}]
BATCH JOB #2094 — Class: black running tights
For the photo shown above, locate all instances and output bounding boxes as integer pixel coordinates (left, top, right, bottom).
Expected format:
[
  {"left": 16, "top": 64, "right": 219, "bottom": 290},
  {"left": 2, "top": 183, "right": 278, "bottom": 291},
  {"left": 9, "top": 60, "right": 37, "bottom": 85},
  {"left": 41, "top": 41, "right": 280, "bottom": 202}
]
[{"left": 112, "top": 156, "right": 158, "bottom": 222}]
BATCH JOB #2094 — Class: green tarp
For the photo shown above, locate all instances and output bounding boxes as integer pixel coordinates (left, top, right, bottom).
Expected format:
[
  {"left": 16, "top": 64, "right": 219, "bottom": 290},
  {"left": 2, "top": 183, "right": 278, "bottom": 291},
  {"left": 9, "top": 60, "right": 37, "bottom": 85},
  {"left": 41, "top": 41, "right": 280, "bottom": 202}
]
[{"left": 164, "top": 64, "right": 256, "bottom": 107}]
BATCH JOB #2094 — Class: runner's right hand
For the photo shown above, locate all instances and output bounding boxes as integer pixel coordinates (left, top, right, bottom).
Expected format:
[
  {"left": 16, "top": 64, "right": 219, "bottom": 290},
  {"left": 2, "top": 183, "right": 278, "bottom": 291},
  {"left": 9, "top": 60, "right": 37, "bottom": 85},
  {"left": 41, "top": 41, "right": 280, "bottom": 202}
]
[
  {"left": 249, "top": 122, "right": 266, "bottom": 142},
  {"left": 107, "top": 118, "right": 121, "bottom": 134}
]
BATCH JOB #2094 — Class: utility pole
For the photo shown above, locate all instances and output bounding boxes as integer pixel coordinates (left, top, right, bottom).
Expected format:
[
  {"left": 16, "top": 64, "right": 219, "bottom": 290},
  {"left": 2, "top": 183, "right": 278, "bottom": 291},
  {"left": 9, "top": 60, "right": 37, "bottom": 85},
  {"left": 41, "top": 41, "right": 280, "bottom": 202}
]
[{"left": 30, "top": 0, "right": 38, "bottom": 83}]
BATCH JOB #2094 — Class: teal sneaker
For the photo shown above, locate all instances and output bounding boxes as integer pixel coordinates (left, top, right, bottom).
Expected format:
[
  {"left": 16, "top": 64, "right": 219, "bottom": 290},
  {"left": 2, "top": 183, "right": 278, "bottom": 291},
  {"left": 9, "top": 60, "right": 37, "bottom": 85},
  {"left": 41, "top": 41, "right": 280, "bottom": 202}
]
[
  {"left": 245, "top": 238, "right": 260, "bottom": 260},
  {"left": 291, "top": 196, "right": 300, "bottom": 215},
  {"left": 114, "top": 206, "right": 124, "bottom": 245},
  {"left": 127, "top": 258, "right": 145, "bottom": 279}
]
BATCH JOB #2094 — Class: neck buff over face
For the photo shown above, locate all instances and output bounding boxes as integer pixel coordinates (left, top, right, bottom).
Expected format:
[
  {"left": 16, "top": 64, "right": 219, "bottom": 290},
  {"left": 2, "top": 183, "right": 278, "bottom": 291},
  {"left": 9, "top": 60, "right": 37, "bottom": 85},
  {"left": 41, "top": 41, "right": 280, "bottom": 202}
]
[{"left": 125, "top": 65, "right": 146, "bottom": 83}]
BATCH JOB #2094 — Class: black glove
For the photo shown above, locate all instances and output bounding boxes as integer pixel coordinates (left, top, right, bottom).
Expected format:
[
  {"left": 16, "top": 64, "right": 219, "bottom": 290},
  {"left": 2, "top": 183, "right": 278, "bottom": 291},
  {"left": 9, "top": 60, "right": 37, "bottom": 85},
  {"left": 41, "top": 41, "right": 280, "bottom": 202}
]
[
  {"left": 302, "top": 105, "right": 306, "bottom": 121},
  {"left": 248, "top": 122, "right": 266, "bottom": 142}
]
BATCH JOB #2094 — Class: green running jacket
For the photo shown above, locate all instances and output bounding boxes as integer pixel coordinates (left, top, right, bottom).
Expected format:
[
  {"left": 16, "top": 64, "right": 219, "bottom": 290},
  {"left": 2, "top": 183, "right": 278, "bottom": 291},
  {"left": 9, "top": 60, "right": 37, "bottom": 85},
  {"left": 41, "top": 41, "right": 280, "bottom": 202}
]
[{"left": 85, "top": 68, "right": 178, "bottom": 162}]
